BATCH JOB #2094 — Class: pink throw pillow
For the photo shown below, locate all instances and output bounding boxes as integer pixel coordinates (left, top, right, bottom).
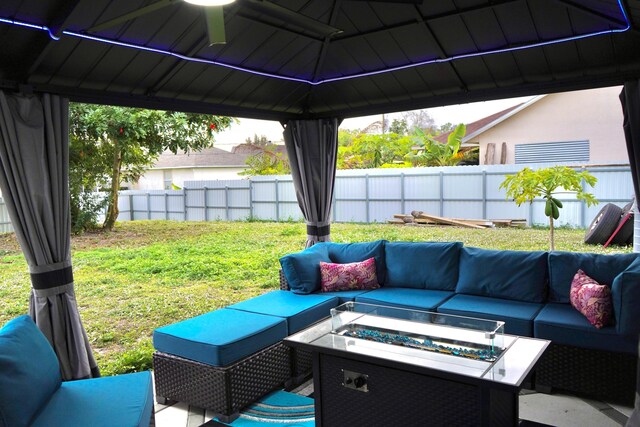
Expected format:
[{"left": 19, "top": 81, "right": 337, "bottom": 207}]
[
  {"left": 569, "top": 269, "right": 613, "bottom": 329},
  {"left": 320, "top": 258, "right": 380, "bottom": 292}
]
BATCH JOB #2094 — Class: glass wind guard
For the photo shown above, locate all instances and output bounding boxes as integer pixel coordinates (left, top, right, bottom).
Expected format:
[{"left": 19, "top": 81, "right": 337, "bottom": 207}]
[{"left": 330, "top": 302, "right": 505, "bottom": 363}]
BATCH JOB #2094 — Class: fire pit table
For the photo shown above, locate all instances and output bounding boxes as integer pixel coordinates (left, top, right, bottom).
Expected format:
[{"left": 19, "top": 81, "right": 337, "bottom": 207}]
[{"left": 285, "top": 302, "right": 549, "bottom": 427}]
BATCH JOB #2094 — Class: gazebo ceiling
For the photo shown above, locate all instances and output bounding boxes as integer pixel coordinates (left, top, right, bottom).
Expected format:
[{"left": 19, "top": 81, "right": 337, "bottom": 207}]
[{"left": 0, "top": 0, "right": 639, "bottom": 120}]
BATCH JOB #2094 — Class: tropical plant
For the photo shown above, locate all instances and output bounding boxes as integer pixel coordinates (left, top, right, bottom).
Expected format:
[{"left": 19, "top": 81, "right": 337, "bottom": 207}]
[
  {"left": 406, "top": 124, "right": 476, "bottom": 166},
  {"left": 69, "top": 103, "right": 234, "bottom": 230},
  {"left": 338, "top": 133, "right": 413, "bottom": 169},
  {"left": 500, "top": 166, "right": 598, "bottom": 250}
]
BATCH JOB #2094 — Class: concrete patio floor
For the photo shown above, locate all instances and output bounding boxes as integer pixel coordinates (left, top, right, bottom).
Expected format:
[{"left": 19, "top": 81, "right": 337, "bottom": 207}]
[{"left": 152, "top": 377, "right": 634, "bottom": 427}]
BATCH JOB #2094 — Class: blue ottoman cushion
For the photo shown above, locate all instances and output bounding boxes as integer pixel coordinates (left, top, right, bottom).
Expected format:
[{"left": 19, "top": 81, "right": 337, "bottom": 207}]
[
  {"left": 355, "top": 288, "right": 454, "bottom": 311},
  {"left": 456, "top": 247, "right": 548, "bottom": 303},
  {"left": 153, "top": 308, "right": 287, "bottom": 366},
  {"left": 0, "top": 315, "right": 61, "bottom": 427},
  {"left": 31, "top": 371, "right": 154, "bottom": 427},
  {"left": 228, "top": 290, "right": 339, "bottom": 334},
  {"left": 384, "top": 242, "right": 462, "bottom": 290},
  {"left": 437, "top": 294, "right": 544, "bottom": 336},
  {"left": 534, "top": 303, "right": 637, "bottom": 354},
  {"left": 548, "top": 252, "right": 638, "bottom": 303}
]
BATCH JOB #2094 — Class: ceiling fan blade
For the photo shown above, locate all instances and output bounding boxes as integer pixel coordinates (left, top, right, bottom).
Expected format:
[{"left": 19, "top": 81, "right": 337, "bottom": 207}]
[
  {"left": 89, "top": 0, "right": 179, "bottom": 32},
  {"left": 205, "top": 6, "right": 226, "bottom": 45},
  {"left": 243, "top": 0, "right": 342, "bottom": 37}
]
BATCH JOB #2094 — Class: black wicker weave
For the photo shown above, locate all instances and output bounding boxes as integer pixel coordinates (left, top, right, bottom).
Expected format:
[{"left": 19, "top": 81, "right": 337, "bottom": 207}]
[
  {"left": 279, "top": 269, "right": 289, "bottom": 291},
  {"left": 153, "top": 342, "right": 291, "bottom": 422},
  {"left": 535, "top": 342, "right": 637, "bottom": 405}
]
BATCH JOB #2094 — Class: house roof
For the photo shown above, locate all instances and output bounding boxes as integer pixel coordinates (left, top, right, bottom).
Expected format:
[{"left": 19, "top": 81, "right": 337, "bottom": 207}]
[
  {"left": 434, "top": 97, "right": 545, "bottom": 144},
  {"left": 152, "top": 144, "right": 286, "bottom": 169},
  {"left": 1, "top": 1, "right": 639, "bottom": 120}
]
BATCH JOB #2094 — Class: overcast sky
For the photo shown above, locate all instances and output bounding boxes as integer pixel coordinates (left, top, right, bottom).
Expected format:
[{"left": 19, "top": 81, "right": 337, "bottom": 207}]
[{"left": 213, "top": 95, "right": 535, "bottom": 149}]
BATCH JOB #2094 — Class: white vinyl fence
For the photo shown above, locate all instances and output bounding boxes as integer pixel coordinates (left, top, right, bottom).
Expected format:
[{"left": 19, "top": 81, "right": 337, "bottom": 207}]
[
  {"left": 114, "top": 163, "right": 634, "bottom": 229},
  {"left": 0, "top": 163, "right": 633, "bottom": 234}
]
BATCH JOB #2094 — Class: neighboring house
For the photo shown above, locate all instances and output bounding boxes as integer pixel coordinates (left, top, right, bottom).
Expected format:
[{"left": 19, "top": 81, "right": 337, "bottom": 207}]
[
  {"left": 437, "top": 86, "right": 627, "bottom": 165},
  {"left": 132, "top": 144, "right": 287, "bottom": 190}
]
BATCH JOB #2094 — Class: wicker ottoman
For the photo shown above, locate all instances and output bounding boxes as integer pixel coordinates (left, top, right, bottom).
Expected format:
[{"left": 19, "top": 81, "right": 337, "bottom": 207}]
[{"left": 153, "top": 308, "right": 292, "bottom": 422}]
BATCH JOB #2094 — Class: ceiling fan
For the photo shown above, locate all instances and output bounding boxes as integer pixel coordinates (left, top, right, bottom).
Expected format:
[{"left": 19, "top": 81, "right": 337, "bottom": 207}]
[{"left": 89, "top": 0, "right": 344, "bottom": 46}]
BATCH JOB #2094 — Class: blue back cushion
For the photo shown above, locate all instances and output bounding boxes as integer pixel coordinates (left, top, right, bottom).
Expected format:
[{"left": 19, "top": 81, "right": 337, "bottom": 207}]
[
  {"left": 385, "top": 242, "right": 462, "bottom": 290},
  {"left": 548, "top": 252, "right": 638, "bottom": 303},
  {"left": 0, "top": 315, "right": 61, "bottom": 427},
  {"left": 456, "top": 247, "right": 548, "bottom": 303},
  {"left": 612, "top": 257, "right": 640, "bottom": 336},
  {"left": 280, "top": 244, "right": 331, "bottom": 294},
  {"left": 324, "top": 240, "right": 387, "bottom": 285}
]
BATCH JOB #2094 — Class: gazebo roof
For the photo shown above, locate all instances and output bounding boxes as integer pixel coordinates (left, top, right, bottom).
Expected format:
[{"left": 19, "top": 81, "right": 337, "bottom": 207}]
[{"left": 1, "top": 0, "right": 639, "bottom": 120}]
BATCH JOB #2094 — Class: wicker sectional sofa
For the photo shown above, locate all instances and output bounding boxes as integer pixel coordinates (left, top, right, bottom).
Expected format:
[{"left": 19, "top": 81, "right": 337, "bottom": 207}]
[{"left": 152, "top": 240, "right": 640, "bottom": 421}]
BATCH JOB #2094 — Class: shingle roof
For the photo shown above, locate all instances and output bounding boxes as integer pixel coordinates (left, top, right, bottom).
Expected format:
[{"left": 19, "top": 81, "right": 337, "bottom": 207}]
[
  {"left": 152, "top": 144, "right": 288, "bottom": 169},
  {"left": 434, "top": 103, "right": 526, "bottom": 144}
]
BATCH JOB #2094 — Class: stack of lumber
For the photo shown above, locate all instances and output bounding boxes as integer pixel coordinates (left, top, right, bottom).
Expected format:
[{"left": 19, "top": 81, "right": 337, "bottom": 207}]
[{"left": 387, "top": 211, "right": 526, "bottom": 229}]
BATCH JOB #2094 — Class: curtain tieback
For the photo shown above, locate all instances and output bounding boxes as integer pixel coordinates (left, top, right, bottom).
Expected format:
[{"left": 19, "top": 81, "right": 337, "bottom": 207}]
[
  {"left": 306, "top": 224, "right": 330, "bottom": 237},
  {"left": 29, "top": 260, "right": 73, "bottom": 290}
]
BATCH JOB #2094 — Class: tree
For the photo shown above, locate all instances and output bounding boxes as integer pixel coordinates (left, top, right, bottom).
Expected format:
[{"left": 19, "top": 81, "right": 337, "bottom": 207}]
[
  {"left": 337, "top": 133, "right": 413, "bottom": 169},
  {"left": 245, "top": 134, "right": 270, "bottom": 146},
  {"left": 69, "top": 104, "right": 234, "bottom": 230},
  {"left": 402, "top": 110, "right": 436, "bottom": 134},
  {"left": 388, "top": 118, "right": 409, "bottom": 135},
  {"left": 407, "top": 124, "right": 476, "bottom": 166},
  {"left": 240, "top": 146, "right": 290, "bottom": 175},
  {"left": 500, "top": 166, "right": 598, "bottom": 250}
]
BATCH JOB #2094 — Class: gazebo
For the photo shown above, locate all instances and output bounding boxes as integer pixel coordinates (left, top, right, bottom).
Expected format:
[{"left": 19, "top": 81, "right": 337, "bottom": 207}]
[{"left": 0, "top": 0, "right": 639, "bottom": 393}]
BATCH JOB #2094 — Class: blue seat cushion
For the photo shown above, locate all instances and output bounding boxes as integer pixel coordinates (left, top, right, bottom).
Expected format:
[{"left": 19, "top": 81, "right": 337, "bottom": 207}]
[
  {"left": 436, "top": 294, "right": 543, "bottom": 337},
  {"left": 534, "top": 303, "right": 637, "bottom": 354},
  {"left": 228, "top": 290, "right": 339, "bottom": 334},
  {"left": 153, "top": 308, "right": 287, "bottom": 366},
  {"left": 548, "top": 252, "right": 638, "bottom": 303},
  {"left": 323, "top": 240, "right": 387, "bottom": 285},
  {"left": 0, "top": 315, "right": 61, "bottom": 427},
  {"left": 355, "top": 288, "right": 454, "bottom": 311},
  {"left": 456, "top": 247, "right": 548, "bottom": 303},
  {"left": 31, "top": 371, "right": 154, "bottom": 427},
  {"left": 314, "top": 289, "right": 371, "bottom": 304},
  {"left": 612, "top": 257, "right": 640, "bottom": 336},
  {"left": 384, "top": 242, "right": 462, "bottom": 290},
  {"left": 280, "top": 244, "right": 331, "bottom": 294}
]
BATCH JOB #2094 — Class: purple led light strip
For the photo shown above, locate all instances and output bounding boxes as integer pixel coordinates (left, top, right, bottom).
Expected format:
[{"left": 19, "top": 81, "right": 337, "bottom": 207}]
[{"left": 0, "top": 0, "right": 631, "bottom": 86}]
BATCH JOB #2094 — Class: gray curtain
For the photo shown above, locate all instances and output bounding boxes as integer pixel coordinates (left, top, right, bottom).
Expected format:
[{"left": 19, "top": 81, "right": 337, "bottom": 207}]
[
  {"left": 620, "top": 81, "right": 640, "bottom": 253},
  {"left": 283, "top": 118, "right": 339, "bottom": 248},
  {"left": 0, "top": 91, "right": 99, "bottom": 380}
]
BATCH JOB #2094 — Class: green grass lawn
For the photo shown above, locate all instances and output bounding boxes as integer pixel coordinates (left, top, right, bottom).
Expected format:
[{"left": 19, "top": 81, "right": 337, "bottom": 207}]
[{"left": 0, "top": 220, "right": 632, "bottom": 375}]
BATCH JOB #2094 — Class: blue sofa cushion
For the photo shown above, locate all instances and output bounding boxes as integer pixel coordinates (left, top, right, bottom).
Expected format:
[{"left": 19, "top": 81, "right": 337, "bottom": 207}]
[
  {"left": 436, "top": 294, "right": 544, "bottom": 337},
  {"left": 355, "top": 288, "right": 454, "bottom": 312},
  {"left": 31, "top": 371, "right": 154, "bottom": 427},
  {"left": 314, "top": 289, "right": 371, "bottom": 305},
  {"left": 280, "top": 244, "right": 331, "bottom": 294},
  {"left": 228, "top": 290, "right": 339, "bottom": 334},
  {"left": 612, "top": 257, "right": 640, "bottom": 336},
  {"left": 384, "top": 242, "right": 462, "bottom": 290},
  {"left": 534, "top": 303, "right": 637, "bottom": 354},
  {"left": 0, "top": 315, "right": 61, "bottom": 427},
  {"left": 153, "top": 308, "right": 287, "bottom": 366},
  {"left": 323, "top": 240, "right": 387, "bottom": 286},
  {"left": 548, "top": 252, "right": 638, "bottom": 303},
  {"left": 456, "top": 247, "right": 548, "bottom": 303}
]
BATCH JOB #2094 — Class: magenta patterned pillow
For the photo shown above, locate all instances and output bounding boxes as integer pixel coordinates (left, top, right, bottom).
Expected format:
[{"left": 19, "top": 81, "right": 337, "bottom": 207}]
[
  {"left": 319, "top": 257, "right": 380, "bottom": 292},
  {"left": 569, "top": 269, "right": 613, "bottom": 329}
]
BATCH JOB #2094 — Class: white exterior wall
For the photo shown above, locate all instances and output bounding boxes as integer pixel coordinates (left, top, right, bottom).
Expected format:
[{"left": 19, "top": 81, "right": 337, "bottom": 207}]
[
  {"left": 478, "top": 86, "right": 627, "bottom": 165},
  {"left": 133, "top": 167, "right": 247, "bottom": 190}
]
